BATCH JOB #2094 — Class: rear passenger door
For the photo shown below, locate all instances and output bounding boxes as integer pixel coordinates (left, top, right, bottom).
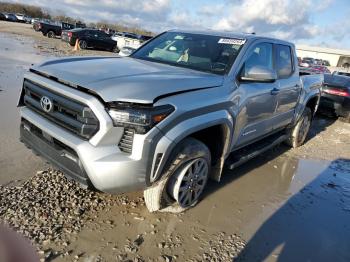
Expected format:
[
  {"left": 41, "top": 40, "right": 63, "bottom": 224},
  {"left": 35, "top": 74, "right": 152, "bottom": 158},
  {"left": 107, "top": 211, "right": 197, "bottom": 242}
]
[{"left": 273, "top": 44, "right": 301, "bottom": 129}]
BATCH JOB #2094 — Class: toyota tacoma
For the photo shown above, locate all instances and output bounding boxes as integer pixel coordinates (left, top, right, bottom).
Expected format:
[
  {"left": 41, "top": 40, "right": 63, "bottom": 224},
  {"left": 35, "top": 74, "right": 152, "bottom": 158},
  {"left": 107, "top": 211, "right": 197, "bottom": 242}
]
[{"left": 18, "top": 30, "right": 323, "bottom": 212}]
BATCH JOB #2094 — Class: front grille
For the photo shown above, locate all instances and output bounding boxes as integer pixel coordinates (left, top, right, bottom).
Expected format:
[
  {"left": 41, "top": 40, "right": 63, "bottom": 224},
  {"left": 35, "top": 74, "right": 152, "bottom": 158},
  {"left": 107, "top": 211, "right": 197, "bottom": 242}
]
[
  {"left": 23, "top": 80, "right": 99, "bottom": 139},
  {"left": 118, "top": 128, "right": 134, "bottom": 154}
]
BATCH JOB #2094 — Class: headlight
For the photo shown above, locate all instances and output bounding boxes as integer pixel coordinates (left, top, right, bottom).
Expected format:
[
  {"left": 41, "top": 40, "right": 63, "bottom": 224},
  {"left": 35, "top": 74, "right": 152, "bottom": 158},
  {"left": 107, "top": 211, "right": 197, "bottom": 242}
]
[{"left": 107, "top": 103, "right": 174, "bottom": 134}]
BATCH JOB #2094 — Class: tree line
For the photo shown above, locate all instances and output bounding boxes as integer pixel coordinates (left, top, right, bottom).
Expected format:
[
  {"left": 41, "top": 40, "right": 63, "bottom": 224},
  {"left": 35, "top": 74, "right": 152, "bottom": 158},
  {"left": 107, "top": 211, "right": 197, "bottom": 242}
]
[{"left": 0, "top": 1, "right": 153, "bottom": 36}]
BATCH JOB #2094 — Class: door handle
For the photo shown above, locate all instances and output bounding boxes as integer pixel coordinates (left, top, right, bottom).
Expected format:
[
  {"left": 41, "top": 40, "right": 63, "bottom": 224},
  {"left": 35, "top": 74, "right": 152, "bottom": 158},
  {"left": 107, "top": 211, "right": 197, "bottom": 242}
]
[{"left": 271, "top": 88, "right": 280, "bottom": 95}]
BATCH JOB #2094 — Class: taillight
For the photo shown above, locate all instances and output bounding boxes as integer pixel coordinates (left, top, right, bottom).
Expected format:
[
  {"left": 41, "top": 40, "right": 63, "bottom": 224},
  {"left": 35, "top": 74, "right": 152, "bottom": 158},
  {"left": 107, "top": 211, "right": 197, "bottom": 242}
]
[
  {"left": 323, "top": 88, "right": 350, "bottom": 97},
  {"left": 67, "top": 32, "right": 72, "bottom": 37}
]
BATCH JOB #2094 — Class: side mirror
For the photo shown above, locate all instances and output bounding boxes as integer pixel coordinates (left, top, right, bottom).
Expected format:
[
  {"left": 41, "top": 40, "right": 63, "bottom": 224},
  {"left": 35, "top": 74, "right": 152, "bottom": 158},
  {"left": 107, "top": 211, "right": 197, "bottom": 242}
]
[{"left": 240, "top": 66, "right": 277, "bottom": 83}]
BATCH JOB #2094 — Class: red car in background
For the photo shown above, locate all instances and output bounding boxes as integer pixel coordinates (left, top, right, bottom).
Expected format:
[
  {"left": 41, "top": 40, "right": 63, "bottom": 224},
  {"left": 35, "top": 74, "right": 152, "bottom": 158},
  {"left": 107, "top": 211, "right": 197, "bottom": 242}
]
[{"left": 312, "top": 65, "right": 331, "bottom": 74}]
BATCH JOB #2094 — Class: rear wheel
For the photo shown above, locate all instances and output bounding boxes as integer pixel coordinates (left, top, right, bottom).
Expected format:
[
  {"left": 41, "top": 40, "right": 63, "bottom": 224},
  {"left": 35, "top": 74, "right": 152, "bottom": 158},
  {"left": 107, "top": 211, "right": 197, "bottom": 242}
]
[
  {"left": 339, "top": 111, "right": 350, "bottom": 123},
  {"left": 144, "top": 138, "right": 211, "bottom": 213},
  {"left": 79, "top": 40, "right": 87, "bottom": 49},
  {"left": 47, "top": 31, "right": 55, "bottom": 38},
  {"left": 285, "top": 107, "right": 312, "bottom": 148}
]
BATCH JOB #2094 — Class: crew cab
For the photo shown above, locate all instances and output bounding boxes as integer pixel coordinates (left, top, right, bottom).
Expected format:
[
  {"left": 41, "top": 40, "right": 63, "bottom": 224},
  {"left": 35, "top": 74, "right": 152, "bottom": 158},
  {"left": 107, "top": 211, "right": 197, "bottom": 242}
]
[
  {"left": 38, "top": 21, "right": 75, "bottom": 38},
  {"left": 18, "top": 30, "right": 322, "bottom": 212}
]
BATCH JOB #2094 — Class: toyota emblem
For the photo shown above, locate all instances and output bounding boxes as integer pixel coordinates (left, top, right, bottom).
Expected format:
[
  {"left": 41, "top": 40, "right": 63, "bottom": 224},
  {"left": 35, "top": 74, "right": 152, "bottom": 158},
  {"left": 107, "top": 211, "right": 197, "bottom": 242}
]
[{"left": 40, "top": 96, "right": 53, "bottom": 112}]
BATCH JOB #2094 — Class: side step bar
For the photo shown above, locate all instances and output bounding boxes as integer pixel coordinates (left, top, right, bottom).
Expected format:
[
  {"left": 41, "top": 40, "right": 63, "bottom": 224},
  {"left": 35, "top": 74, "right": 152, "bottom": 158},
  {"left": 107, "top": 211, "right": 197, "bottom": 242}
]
[{"left": 225, "top": 132, "right": 288, "bottom": 170}]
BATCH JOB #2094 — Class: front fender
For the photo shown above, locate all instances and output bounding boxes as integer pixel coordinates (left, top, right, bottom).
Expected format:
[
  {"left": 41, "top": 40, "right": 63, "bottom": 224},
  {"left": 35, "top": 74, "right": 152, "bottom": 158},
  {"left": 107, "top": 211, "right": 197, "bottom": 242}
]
[{"left": 150, "top": 110, "right": 233, "bottom": 183}]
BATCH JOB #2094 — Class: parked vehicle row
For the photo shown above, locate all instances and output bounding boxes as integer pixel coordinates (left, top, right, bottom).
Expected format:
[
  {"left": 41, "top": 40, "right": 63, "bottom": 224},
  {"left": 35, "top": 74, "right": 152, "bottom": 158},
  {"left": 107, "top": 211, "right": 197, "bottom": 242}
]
[
  {"left": 0, "top": 12, "right": 32, "bottom": 23},
  {"left": 27, "top": 16, "right": 152, "bottom": 54},
  {"left": 299, "top": 57, "right": 330, "bottom": 67},
  {"left": 0, "top": 11, "right": 152, "bottom": 54},
  {"left": 61, "top": 29, "right": 152, "bottom": 53}
]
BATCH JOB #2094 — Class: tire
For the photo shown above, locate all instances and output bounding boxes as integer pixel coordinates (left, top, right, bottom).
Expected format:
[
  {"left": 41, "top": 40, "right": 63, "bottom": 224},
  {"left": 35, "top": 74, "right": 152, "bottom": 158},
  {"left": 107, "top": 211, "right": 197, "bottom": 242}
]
[
  {"left": 79, "top": 40, "right": 87, "bottom": 49},
  {"left": 285, "top": 107, "right": 312, "bottom": 148},
  {"left": 339, "top": 112, "right": 350, "bottom": 123},
  {"left": 111, "top": 45, "right": 119, "bottom": 53},
  {"left": 144, "top": 138, "right": 211, "bottom": 213},
  {"left": 47, "top": 31, "right": 55, "bottom": 38}
]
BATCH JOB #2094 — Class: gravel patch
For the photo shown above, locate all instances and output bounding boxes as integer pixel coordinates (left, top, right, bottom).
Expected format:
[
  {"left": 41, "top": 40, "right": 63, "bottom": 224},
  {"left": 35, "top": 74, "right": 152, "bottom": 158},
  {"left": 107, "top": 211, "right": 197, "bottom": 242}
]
[
  {"left": 0, "top": 169, "right": 124, "bottom": 251},
  {"left": 196, "top": 232, "right": 246, "bottom": 262}
]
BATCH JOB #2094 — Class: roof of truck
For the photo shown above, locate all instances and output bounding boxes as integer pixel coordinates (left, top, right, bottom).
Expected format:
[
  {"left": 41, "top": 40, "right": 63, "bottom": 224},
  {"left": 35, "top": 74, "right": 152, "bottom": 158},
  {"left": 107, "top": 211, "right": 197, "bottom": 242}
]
[{"left": 167, "top": 29, "right": 294, "bottom": 46}]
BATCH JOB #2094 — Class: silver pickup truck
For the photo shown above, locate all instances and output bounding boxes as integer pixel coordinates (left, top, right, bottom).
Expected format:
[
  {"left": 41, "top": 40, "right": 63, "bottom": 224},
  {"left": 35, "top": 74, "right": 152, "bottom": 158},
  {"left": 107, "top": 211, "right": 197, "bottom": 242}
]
[{"left": 18, "top": 30, "right": 323, "bottom": 212}]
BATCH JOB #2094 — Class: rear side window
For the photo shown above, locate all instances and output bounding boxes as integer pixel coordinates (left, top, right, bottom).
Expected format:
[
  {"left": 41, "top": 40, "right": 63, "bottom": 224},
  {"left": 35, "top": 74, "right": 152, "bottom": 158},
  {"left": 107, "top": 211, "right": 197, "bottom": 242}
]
[{"left": 276, "top": 45, "right": 293, "bottom": 78}]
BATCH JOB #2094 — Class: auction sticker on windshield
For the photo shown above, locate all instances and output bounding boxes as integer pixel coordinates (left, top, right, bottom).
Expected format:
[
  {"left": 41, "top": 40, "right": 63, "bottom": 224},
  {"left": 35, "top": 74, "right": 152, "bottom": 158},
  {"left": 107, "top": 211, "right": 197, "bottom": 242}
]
[{"left": 218, "top": 38, "right": 246, "bottom": 45}]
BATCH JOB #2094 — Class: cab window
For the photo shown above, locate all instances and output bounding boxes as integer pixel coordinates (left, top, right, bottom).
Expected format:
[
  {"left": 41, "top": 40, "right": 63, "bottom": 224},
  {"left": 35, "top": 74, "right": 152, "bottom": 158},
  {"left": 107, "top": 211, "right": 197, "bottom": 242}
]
[{"left": 241, "top": 42, "right": 273, "bottom": 74}]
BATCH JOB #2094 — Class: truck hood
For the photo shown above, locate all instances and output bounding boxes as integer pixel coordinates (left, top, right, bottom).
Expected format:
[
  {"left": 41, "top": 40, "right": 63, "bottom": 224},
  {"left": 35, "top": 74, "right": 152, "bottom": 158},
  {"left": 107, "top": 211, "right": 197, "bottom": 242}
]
[{"left": 31, "top": 56, "right": 224, "bottom": 104}]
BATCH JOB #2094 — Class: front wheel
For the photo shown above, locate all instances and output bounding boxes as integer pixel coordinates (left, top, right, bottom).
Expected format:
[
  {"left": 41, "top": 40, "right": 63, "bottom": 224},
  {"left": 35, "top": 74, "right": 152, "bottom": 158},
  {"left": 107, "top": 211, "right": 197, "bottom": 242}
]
[
  {"left": 111, "top": 45, "right": 119, "bottom": 53},
  {"left": 144, "top": 138, "right": 211, "bottom": 213},
  {"left": 285, "top": 107, "right": 312, "bottom": 148}
]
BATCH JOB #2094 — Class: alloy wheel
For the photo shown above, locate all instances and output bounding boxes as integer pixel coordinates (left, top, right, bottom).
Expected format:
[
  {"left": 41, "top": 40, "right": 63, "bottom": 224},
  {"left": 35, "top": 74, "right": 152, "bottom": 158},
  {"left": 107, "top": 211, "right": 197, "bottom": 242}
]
[{"left": 169, "top": 158, "right": 209, "bottom": 208}]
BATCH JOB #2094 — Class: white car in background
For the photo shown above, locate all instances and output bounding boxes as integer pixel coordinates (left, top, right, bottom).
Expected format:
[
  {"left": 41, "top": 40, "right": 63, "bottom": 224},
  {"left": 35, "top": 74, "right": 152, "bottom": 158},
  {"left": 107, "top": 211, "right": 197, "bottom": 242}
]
[
  {"left": 112, "top": 32, "right": 152, "bottom": 52},
  {"left": 15, "top": 13, "right": 31, "bottom": 23},
  {"left": 15, "top": 13, "right": 26, "bottom": 23},
  {"left": 118, "top": 46, "right": 137, "bottom": 57}
]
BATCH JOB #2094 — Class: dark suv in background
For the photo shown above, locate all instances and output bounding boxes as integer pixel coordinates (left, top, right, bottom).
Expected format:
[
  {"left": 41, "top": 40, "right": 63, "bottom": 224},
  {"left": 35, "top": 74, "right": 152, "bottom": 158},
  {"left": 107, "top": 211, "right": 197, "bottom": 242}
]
[{"left": 61, "top": 28, "right": 117, "bottom": 52}]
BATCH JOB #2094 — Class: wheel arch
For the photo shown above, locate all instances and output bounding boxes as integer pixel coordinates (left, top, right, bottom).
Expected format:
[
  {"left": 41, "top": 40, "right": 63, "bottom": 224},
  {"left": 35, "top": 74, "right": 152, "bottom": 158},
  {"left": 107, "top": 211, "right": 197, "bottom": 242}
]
[
  {"left": 293, "top": 92, "right": 321, "bottom": 126},
  {"left": 305, "top": 95, "right": 319, "bottom": 117},
  {"left": 151, "top": 110, "right": 234, "bottom": 184}
]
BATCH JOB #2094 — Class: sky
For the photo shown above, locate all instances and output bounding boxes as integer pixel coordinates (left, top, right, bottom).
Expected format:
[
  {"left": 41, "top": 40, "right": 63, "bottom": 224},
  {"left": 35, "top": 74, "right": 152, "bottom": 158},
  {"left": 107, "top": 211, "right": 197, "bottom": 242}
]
[{"left": 7, "top": 0, "right": 350, "bottom": 49}]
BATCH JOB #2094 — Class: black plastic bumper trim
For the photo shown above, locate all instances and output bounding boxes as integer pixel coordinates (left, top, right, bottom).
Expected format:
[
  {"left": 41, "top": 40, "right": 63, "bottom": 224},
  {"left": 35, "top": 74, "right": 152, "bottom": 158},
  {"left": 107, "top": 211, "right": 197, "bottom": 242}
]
[{"left": 20, "top": 119, "right": 92, "bottom": 188}]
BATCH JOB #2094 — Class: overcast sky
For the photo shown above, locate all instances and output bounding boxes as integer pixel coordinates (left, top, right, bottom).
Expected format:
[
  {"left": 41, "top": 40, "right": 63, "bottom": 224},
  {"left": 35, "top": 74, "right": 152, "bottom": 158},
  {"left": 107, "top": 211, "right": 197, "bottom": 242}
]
[{"left": 8, "top": 0, "right": 350, "bottom": 49}]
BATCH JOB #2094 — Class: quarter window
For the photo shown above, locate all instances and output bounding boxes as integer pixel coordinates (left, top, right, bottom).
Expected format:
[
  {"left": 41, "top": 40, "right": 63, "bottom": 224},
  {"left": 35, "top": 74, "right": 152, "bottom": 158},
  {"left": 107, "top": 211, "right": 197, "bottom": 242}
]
[{"left": 276, "top": 45, "right": 293, "bottom": 78}]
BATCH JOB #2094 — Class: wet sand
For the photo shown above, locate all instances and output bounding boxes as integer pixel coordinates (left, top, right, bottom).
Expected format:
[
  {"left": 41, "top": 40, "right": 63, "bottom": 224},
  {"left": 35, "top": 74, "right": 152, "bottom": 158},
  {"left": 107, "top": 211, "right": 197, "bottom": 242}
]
[
  {"left": 0, "top": 22, "right": 350, "bottom": 261},
  {"left": 0, "top": 32, "right": 47, "bottom": 185}
]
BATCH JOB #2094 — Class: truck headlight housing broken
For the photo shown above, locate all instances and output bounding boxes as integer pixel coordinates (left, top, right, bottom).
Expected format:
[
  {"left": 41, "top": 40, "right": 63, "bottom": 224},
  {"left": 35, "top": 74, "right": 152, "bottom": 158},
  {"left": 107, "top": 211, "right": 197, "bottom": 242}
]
[{"left": 107, "top": 103, "right": 174, "bottom": 134}]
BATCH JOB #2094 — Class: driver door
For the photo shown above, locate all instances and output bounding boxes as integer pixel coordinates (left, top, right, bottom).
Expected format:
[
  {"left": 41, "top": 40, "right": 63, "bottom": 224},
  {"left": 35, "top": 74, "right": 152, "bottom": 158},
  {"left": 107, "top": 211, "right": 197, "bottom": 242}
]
[{"left": 234, "top": 42, "right": 279, "bottom": 147}]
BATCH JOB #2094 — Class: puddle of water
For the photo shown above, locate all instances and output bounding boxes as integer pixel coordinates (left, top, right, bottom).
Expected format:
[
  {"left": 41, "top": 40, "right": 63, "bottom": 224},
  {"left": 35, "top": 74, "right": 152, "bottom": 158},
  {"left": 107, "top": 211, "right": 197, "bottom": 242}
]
[
  {"left": 190, "top": 156, "right": 350, "bottom": 261},
  {"left": 70, "top": 154, "right": 350, "bottom": 261},
  {"left": 0, "top": 33, "right": 49, "bottom": 185}
]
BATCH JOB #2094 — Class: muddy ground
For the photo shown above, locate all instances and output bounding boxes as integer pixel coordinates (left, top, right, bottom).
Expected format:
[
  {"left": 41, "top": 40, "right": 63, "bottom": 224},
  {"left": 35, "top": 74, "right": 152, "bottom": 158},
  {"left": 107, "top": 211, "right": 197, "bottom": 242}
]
[{"left": 0, "top": 21, "right": 350, "bottom": 262}]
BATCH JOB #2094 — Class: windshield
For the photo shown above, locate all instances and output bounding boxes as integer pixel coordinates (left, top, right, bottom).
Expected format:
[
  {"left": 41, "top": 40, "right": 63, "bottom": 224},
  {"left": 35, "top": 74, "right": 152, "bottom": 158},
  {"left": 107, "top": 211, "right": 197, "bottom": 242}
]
[{"left": 131, "top": 32, "right": 244, "bottom": 75}]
